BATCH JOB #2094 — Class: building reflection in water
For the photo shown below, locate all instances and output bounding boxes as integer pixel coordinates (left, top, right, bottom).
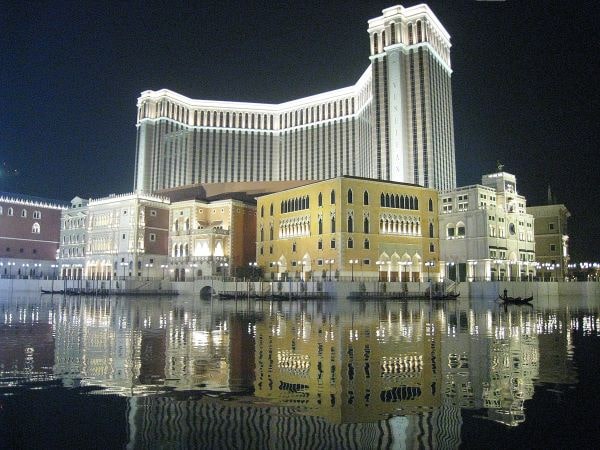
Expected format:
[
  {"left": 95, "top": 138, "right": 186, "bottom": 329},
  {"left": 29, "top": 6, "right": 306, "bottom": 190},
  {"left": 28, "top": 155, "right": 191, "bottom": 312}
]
[{"left": 0, "top": 295, "right": 590, "bottom": 448}]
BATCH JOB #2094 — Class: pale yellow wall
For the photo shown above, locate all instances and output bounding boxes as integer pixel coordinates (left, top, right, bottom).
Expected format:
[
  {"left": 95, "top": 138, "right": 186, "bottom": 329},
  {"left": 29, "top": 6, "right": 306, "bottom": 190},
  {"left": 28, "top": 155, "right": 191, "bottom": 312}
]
[{"left": 256, "top": 177, "right": 440, "bottom": 281}]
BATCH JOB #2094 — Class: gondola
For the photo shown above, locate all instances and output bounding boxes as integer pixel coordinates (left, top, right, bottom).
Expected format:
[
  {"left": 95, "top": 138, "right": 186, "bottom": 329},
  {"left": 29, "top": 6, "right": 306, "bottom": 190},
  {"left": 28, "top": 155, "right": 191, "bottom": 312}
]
[{"left": 499, "top": 294, "right": 533, "bottom": 305}]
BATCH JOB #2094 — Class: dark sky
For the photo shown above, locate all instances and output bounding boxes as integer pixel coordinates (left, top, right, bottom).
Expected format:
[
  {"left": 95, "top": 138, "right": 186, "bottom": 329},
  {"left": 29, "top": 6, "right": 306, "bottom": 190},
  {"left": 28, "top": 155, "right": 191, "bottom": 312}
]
[{"left": 1, "top": 1, "right": 598, "bottom": 260}]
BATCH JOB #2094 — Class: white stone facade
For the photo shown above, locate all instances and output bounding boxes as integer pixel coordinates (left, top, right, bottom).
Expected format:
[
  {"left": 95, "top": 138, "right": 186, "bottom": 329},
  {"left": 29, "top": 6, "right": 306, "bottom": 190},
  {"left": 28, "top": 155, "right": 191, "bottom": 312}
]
[{"left": 438, "top": 172, "right": 536, "bottom": 282}]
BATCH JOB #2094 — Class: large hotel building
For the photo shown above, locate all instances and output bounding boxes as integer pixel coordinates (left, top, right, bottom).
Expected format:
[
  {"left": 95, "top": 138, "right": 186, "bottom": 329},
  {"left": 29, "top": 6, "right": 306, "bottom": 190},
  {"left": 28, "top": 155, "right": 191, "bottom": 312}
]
[{"left": 134, "top": 4, "right": 456, "bottom": 193}]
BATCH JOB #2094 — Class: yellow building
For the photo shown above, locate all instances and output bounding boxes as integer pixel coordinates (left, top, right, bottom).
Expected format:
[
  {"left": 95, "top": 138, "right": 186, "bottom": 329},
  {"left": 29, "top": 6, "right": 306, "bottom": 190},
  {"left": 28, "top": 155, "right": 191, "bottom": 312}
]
[{"left": 256, "top": 176, "right": 440, "bottom": 281}]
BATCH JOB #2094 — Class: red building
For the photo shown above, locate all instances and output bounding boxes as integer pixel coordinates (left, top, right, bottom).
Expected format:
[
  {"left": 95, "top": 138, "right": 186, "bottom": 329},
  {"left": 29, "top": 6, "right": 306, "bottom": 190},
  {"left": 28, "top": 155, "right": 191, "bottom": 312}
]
[{"left": 0, "top": 192, "right": 66, "bottom": 278}]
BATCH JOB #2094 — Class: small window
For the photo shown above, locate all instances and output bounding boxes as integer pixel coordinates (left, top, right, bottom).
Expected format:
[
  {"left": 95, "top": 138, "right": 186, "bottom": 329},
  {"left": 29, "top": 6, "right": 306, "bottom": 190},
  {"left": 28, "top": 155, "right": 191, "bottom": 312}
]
[
  {"left": 122, "top": 234, "right": 126, "bottom": 239},
  {"left": 318, "top": 192, "right": 323, "bottom": 207},
  {"left": 21, "top": 209, "right": 27, "bottom": 218},
  {"left": 347, "top": 238, "right": 354, "bottom": 248},
  {"left": 19, "top": 248, "right": 24, "bottom": 253},
  {"left": 347, "top": 189, "right": 353, "bottom": 204},
  {"left": 149, "top": 233, "right": 156, "bottom": 242},
  {"left": 429, "top": 243, "right": 435, "bottom": 252},
  {"left": 123, "top": 210, "right": 127, "bottom": 215},
  {"left": 363, "top": 239, "right": 370, "bottom": 249},
  {"left": 318, "top": 239, "right": 323, "bottom": 250},
  {"left": 457, "top": 226, "right": 465, "bottom": 236},
  {"left": 363, "top": 191, "right": 369, "bottom": 205},
  {"left": 549, "top": 223, "right": 555, "bottom": 231},
  {"left": 331, "top": 239, "right": 336, "bottom": 249},
  {"left": 550, "top": 244, "right": 556, "bottom": 252},
  {"left": 33, "top": 210, "right": 41, "bottom": 219},
  {"left": 150, "top": 210, "right": 157, "bottom": 217},
  {"left": 8, "top": 207, "right": 13, "bottom": 216},
  {"left": 330, "top": 190, "right": 336, "bottom": 204},
  {"left": 32, "top": 223, "right": 40, "bottom": 234}
]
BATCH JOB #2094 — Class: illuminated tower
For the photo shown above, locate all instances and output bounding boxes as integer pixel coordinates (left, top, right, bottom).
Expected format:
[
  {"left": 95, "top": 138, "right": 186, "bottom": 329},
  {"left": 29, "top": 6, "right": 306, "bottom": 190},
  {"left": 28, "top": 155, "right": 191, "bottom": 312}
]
[
  {"left": 367, "top": 5, "right": 456, "bottom": 190},
  {"left": 133, "top": 4, "right": 456, "bottom": 193}
]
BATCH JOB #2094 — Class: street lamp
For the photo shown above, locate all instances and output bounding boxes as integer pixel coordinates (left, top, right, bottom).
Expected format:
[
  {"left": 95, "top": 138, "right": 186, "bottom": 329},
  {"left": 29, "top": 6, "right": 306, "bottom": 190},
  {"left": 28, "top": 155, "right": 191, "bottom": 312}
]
[
  {"left": 249, "top": 261, "right": 258, "bottom": 280},
  {"left": 33, "top": 263, "right": 41, "bottom": 279},
  {"left": 120, "top": 262, "right": 128, "bottom": 280},
  {"left": 325, "top": 259, "right": 334, "bottom": 281},
  {"left": 400, "top": 261, "right": 410, "bottom": 282},
  {"left": 376, "top": 260, "right": 385, "bottom": 282},
  {"left": 425, "top": 260, "right": 435, "bottom": 282},
  {"left": 219, "top": 262, "right": 229, "bottom": 281},
  {"left": 160, "top": 264, "right": 168, "bottom": 280},
  {"left": 7, "top": 261, "right": 15, "bottom": 279},
  {"left": 349, "top": 259, "right": 358, "bottom": 282},
  {"left": 145, "top": 263, "right": 153, "bottom": 281}
]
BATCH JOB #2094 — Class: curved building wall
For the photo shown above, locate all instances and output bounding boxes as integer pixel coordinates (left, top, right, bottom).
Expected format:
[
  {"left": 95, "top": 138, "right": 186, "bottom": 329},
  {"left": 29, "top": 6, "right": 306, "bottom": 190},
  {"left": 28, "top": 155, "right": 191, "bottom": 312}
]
[{"left": 134, "top": 4, "right": 455, "bottom": 193}]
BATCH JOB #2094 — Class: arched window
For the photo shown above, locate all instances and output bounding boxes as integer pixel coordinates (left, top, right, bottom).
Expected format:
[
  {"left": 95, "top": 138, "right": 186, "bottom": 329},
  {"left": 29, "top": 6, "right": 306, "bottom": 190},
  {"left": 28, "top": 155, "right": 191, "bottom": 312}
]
[
  {"left": 380, "top": 193, "right": 385, "bottom": 207},
  {"left": 347, "top": 216, "right": 353, "bottom": 232},
  {"left": 330, "top": 190, "right": 336, "bottom": 204},
  {"left": 414, "top": 197, "right": 419, "bottom": 210},
  {"left": 32, "top": 223, "right": 40, "bottom": 234},
  {"left": 260, "top": 228, "right": 264, "bottom": 242},
  {"left": 261, "top": 205, "right": 264, "bottom": 217},
  {"left": 33, "top": 210, "right": 41, "bottom": 219},
  {"left": 409, "top": 197, "right": 414, "bottom": 210},
  {"left": 269, "top": 226, "right": 274, "bottom": 240},
  {"left": 347, "top": 189, "right": 353, "bottom": 204},
  {"left": 401, "top": 195, "right": 406, "bottom": 209},
  {"left": 363, "top": 191, "right": 369, "bottom": 205},
  {"left": 318, "top": 192, "right": 323, "bottom": 207},
  {"left": 429, "top": 223, "right": 434, "bottom": 238},
  {"left": 270, "top": 203, "right": 274, "bottom": 216},
  {"left": 347, "top": 238, "right": 354, "bottom": 249},
  {"left": 428, "top": 198, "right": 433, "bottom": 212},
  {"left": 318, "top": 239, "right": 323, "bottom": 250},
  {"left": 364, "top": 238, "right": 370, "bottom": 249},
  {"left": 306, "top": 196, "right": 310, "bottom": 209},
  {"left": 21, "top": 209, "right": 27, "bottom": 218},
  {"left": 364, "top": 217, "right": 370, "bottom": 234},
  {"left": 318, "top": 218, "right": 323, "bottom": 234},
  {"left": 331, "top": 217, "right": 336, "bottom": 233}
]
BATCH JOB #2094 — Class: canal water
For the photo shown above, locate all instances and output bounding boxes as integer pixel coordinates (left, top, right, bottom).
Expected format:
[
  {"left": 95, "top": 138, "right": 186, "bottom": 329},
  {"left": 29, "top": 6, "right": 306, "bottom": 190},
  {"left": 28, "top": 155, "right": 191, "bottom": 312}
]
[{"left": 0, "top": 293, "right": 598, "bottom": 449}]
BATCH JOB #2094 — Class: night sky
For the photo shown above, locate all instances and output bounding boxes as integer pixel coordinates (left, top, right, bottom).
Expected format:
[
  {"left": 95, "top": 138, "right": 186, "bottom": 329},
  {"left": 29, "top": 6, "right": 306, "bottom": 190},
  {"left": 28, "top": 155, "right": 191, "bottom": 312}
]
[{"left": 1, "top": 1, "right": 598, "bottom": 260}]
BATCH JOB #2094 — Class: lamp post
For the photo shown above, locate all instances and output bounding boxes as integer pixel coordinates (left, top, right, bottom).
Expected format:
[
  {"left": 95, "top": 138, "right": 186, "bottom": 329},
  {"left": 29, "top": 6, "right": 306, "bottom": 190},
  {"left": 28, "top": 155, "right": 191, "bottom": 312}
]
[
  {"left": 219, "top": 262, "right": 229, "bottom": 281},
  {"left": 325, "top": 259, "right": 334, "bottom": 281},
  {"left": 349, "top": 259, "right": 358, "bottom": 282},
  {"left": 376, "top": 260, "right": 384, "bottom": 282},
  {"left": 425, "top": 260, "right": 435, "bottom": 300},
  {"left": 249, "top": 261, "right": 258, "bottom": 280},
  {"left": 120, "top": 262, "right": 128, "bottom": 280},
  {"left": 161, "top": 264, "right": 168, "bottom": 280},
  {"left": 400, "top": 261, "right": 410, "bottom": 282},
  {"left": 145, "top": 263, "right": 153, "bottom": 281},
  {"left": 33, "top": 263, "right": 41, "bottom": 279},
  {"left": 7, "top": 261, "right": 15, "bottom": 279}
]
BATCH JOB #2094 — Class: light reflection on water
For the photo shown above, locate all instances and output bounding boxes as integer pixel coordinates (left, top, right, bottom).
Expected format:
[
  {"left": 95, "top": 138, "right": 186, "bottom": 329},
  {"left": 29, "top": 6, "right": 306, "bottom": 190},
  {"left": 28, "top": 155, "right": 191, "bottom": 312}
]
[{"left": 0, "top": 293, "right": 599, "bottom": 449}]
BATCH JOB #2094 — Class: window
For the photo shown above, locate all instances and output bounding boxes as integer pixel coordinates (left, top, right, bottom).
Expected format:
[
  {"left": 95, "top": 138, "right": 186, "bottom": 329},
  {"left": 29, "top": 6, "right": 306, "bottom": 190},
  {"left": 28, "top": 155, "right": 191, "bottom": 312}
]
[
  {"left": 270, "top": 203, "right": 273, "bottom": 216},
  {"left": 33, "top": 210, "right": 41, "bottom": 219},
  {"left": 150, "top": 210, "right": 157, "bottom": 216},
  {"left": 318, "top": 218, "right": 323, "bottom": 235},
  {"left": 7, "top": 207, "right": 13, "bottom": 216},
  {"left": 429, "top": 223, "right": 434, "bottom": 238},
  {"left": 331, "top": 239, "right": 336, "bottom": 249},
  {"left": 122, "top": 234, "right": 126, "bottom": 239},
  {"left": 318, "top": 239, "right": 323, "bottom": 250},
  {"left": 330, "top": 190, "right": 336, "bottom": 204},
  {"left": 32, "top": 223, "right": 40, "bottom": 234},
  {"left": 261, "top": 205, "right": 264, "bottom": 217},
  {"left": 331, "top": 217, "right": 336, "bottom": 233},
  {"left": 21, "top": 209, "right": 27, "bottom": 218},
  {"left": 123, "top": 210, "right": 127, "bottom": 215},
  {"left": 347, "top": 189, "right": 353, "bottom": 204},
  {"left": 149, "top": 233, "right": 156, "bottom": 242},
  {"left": 447, "top": 227, "right": 455, "bottom": 237},
  {"left": 347, "top": 216, "right": 353, "bottom": 232},
  {"left": 347, "top": 238, "right": 354, "bottom": 248},
  {"left": 363, "top": 238, "right": 370, "bottom": 249},
  {"left": 318, "top": 192, "right": 323, "bottom": 207},
  {"left": 363, "top": 191, "right": 369, "bottom": 205},
  {"left": 549, "top": 223, "right": 555, "bottom": 231},
  {"left": 429, "top": 243, "right": 435, "bottom": 252},
  {"left": 457, "top": 226, "right": 465, "bottom": 236},
  {"left": 292, "top": 242, "right": 297, "bottom": 252},
  {"left": 550, "top": 244, "right": 556, "bottom": 252},
  {"left": 0, "top": 206, "right": 2, "bottom": 215},
  {"left": 270, "top": 226, "right": 274, "bottom": 240},
  {"left": 428, "top": 198, "right": 433, "bottom": 211},
  {"left": 364, "top": 217, "right": 370, "bottom": 233}
]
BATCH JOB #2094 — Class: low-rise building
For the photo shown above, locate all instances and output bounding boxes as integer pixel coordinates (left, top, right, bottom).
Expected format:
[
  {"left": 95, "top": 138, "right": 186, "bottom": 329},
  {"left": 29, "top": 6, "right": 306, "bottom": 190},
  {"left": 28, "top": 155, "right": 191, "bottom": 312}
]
[
  {"left": 528, "top": 204, "right": 570, "bottom": 280},
  {"left": 0, "top": 192, "right": 65, "bottom": 278},
  {"left": 256, "top": 176, "right": 440, "bottom": 282},
  {"left": 59, "top": 192, "right": 170, "bottom": 280},
  {"left": 167, "top": 198, "right": 256, "bottom": 280},
  {"left": 438, "top": 171, "right": 536, "bottom": 281}
]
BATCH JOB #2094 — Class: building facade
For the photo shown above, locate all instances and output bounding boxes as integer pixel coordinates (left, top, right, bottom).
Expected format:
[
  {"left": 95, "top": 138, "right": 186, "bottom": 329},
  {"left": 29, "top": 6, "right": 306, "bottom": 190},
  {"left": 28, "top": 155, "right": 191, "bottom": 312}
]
[
  {"left": 167, "top": 198, "right": 256, "bottom": 280},
  {"left": 58, "top": 192, "right": 171, "bottom": 280},
  {"left": 0, "top": 192, "right": 65, "bottom": 278},
  {"left": 256, "top": 176, "right": 440, "bottom": 282},
  {"left": 134, "top": 4, "right": 456, "bottom": 193},
  {"left": 528, "top": 204, "right": 570, "bottom": 280},
  {"left": 438, "top": 172, "right": 536, "bottom": 282}
]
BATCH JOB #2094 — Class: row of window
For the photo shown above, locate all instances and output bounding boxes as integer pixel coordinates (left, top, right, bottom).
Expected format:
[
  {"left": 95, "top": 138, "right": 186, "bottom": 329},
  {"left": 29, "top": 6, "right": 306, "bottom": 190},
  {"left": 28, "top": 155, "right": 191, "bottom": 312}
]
[
  {"left": 3, "top": 247, "right": 38, "bottom": 254},
  {"left": 0, "top": 206, "right": 42, "bottom": 218}
]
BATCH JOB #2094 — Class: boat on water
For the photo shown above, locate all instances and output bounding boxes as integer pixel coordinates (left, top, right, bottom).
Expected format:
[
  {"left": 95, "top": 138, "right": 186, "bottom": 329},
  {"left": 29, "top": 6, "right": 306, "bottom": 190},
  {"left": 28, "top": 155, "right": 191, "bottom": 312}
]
[
  {"left": 498, "top": 293, "right": 534, "bottom": 305},
  {"left": 349, "top": 291, "right": 460, "bottom": 301}
]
